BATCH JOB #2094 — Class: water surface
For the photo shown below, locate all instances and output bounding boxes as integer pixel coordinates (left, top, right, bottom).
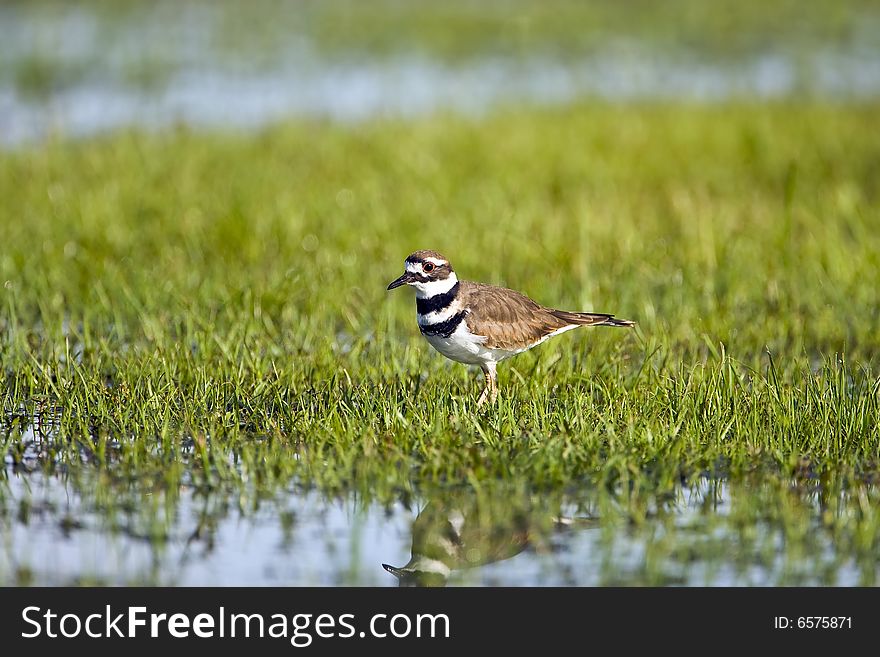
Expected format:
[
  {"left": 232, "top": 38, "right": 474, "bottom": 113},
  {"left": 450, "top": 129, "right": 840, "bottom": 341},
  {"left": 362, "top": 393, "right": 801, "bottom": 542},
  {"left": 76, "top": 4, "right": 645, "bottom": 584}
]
[
  {"left": 2, "top": 4, "right": 879, "bottom": 146},
  {"left": 2, "top": 443, "right": 872, "bottom": 586}
]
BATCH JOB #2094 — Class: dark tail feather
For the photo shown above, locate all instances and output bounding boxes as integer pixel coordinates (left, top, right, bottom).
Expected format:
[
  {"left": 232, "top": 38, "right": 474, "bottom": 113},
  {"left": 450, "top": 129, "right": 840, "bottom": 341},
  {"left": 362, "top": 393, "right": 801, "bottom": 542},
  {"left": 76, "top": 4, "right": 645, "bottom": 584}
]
[{"left": 550, "top": 310, "right": 636, "bottom": 327}]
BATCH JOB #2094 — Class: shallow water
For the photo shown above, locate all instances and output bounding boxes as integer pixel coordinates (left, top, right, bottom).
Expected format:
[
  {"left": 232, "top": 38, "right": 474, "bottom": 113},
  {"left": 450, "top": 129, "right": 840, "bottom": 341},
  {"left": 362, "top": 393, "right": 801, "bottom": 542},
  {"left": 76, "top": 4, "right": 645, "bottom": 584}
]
[
  {"left": 1, "top": 458, "right": 871, "bottom": 587},
  {"left": 1, "top": 4, "right": 879, "bottom": 146},
  {"left": 2, "top": 412, "right": 876, "bottom": 586}
]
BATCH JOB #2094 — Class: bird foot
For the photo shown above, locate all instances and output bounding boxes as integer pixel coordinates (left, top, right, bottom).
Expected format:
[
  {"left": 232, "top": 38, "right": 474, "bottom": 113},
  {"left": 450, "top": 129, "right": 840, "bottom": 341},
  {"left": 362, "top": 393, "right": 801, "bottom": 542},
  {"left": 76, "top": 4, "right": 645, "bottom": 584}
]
[
  {"left": 476, "top": 387, "right": 498, "bottom": 407},
  {"left": 477, "top": 365, "right": 498, "bottom": 408}
]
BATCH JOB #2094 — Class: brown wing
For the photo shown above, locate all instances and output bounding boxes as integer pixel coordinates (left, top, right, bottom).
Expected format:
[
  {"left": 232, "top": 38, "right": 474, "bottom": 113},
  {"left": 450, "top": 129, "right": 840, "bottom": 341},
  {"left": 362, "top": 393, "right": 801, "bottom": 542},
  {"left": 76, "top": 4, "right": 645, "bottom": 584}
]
[
  {"left": 459, "top": 281, "right": 571, "bottom": 350},
  {"left": 547, "top": 309, "right": 635, "bottom": 328}
]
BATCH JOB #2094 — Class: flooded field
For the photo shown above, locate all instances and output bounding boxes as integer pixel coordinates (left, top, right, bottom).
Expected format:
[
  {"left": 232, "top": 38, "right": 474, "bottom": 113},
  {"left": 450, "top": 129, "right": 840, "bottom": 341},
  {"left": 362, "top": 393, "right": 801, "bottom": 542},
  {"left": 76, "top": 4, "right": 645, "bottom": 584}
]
[
  {"left": 3, "top": 415, "right": 876, "bottom": 586},
  {"left": 2, "top": 1, "right": 879, "bottom": 145},
  {"left": 2, "top": 2, "right": 878, "bottom": 589}
]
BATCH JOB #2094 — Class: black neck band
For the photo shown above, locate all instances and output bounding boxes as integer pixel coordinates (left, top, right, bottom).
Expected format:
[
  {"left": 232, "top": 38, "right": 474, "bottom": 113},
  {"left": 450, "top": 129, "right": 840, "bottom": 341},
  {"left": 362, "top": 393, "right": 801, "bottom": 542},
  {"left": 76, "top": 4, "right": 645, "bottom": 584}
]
[{"left": 416, "top": 281, "right": 459, "bottom": 315}]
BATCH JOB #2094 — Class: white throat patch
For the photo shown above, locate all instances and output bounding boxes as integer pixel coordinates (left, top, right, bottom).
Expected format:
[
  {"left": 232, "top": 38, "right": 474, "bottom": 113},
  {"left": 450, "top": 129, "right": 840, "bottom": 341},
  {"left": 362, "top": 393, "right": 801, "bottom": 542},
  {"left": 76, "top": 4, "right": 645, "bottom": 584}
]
[{"left": 413, "top": 272, "right": 458, "bottom": 298}]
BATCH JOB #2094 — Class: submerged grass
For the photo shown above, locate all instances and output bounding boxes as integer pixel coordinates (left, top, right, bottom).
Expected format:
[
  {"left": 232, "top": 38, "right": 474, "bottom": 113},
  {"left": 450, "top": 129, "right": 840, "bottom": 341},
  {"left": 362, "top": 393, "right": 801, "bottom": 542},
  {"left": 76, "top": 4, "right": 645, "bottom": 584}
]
[{"left": 1, "top": 103, "right": 879, "bottom": 582}]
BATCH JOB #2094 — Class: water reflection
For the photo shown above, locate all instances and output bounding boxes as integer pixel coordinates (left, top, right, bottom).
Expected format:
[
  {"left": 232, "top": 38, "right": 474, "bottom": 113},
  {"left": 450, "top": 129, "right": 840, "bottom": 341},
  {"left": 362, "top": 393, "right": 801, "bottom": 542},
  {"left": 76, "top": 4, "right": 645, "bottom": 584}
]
[
  {"left": 383, "top": 489, "right": 598, "bottom": 586},
  {"left": 1, "top": 454, "right": 877, "bottom": 585}
]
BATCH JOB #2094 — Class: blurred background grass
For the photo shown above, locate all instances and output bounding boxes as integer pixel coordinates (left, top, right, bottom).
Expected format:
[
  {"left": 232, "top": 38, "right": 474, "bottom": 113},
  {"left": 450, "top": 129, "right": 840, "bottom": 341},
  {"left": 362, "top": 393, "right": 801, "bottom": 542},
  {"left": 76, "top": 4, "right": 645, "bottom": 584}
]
[
  {"left": 2, "top": 0, "right": 879, "bottom": 139},
  {"left": 5, "top": 0, "right": 879, "bottom": 67},
  {"left": 3, "top": 102, "right": 878, "bottom": 351}
]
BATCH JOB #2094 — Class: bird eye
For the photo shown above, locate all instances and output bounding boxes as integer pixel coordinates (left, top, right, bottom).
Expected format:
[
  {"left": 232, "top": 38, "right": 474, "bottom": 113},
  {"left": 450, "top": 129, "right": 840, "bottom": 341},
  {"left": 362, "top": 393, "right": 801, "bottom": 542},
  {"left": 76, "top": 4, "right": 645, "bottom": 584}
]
[{"left": 423, "top": 262, "right": 435, "bottom": 273}]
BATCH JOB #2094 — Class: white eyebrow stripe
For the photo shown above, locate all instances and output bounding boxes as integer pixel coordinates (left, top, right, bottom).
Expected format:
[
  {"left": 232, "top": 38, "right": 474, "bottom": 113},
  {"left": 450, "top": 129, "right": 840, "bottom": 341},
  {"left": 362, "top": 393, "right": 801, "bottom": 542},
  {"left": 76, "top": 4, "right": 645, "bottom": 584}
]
[{"left": 423, "top": 257, "right": 447, "bottom": 267}]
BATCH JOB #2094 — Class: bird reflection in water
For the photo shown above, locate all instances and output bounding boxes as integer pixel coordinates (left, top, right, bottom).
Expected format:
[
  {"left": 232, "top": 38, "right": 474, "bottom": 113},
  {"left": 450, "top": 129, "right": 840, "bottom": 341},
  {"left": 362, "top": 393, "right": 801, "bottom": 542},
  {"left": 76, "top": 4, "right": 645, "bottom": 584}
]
[{"left": 383, "top": 490, "right": 598, "bottom": 586}]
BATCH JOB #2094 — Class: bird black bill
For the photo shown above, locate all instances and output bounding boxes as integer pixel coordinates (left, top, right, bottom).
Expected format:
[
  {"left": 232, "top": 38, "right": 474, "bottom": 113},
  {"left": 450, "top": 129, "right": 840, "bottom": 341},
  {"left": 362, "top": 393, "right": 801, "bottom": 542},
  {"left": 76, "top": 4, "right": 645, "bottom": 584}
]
[
  {"left": 381, "top": 563, "right": 405, "bottom": 577},
  {"left": 386, "top": 272, "right": 414, "bottom": 290}
]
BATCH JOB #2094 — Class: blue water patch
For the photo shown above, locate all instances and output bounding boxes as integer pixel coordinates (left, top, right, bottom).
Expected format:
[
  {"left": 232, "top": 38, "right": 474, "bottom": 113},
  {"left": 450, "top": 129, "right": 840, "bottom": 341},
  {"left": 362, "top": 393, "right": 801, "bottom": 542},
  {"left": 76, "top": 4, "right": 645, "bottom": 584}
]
[{"left": 1, "top": 5, "right": 879, "bottom": 147}]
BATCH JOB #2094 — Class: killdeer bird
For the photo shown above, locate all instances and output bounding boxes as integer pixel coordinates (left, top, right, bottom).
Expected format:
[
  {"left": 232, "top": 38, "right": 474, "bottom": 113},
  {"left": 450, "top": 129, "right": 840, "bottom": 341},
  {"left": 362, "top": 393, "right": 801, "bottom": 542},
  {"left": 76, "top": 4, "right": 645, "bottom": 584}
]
[
  {"left": 382, "top": 498, "right": 531, "bottom": 587},
  {"left": 387, "top": 250, "right": 635, "bottom": 406},
  {"left": 382, "top": 493, "right": 600, "bottom": 586}
]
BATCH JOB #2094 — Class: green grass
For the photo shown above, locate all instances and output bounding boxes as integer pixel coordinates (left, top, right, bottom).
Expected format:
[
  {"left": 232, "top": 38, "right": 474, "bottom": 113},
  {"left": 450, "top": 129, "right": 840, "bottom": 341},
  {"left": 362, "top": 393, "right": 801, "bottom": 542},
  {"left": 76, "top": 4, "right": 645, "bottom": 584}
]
[
  {"left": 11, "top": 0, "right": 878, "bottom": 58},
  {"left": 5, "top": 0, "right": 879, "bottom": 98},
  {"left": 2, "top": 102, "right": 880, "bottom": 583}
]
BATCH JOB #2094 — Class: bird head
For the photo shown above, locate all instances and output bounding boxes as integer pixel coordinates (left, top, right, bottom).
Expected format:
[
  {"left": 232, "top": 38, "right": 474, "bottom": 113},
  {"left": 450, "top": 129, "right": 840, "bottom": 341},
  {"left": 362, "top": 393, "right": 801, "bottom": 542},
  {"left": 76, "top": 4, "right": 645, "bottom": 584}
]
[{"left": 387, "top": 250, "right": 457, "bottom": 297}]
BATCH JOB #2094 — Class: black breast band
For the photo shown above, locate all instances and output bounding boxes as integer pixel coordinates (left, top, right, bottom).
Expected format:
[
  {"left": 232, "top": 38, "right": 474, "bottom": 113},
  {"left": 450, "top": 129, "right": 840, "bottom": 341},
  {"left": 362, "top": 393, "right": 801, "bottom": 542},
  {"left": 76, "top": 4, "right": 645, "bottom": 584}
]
[{"left": 419, "top": 310, "right": 468, "bottom": 338}]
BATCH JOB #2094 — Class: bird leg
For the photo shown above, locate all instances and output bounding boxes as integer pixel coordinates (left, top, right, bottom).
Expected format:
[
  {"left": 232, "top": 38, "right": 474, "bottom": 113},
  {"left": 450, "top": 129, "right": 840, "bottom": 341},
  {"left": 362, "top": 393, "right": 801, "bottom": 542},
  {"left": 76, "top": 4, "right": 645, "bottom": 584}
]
[
  {"left": 477, "top": 363, "right": 498, "bottom": 407},
  {"left": 477, "top": 372, "right": 490, "bottom": 407}
]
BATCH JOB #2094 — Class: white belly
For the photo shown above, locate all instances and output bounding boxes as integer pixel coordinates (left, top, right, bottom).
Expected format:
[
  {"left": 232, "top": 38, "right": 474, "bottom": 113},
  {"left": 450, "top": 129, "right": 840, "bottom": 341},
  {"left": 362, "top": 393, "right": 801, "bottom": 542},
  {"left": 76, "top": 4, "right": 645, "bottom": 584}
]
[
  {"left": 422, "top": 320, "right": 582, "bottom": 366},
  {"left": 422, "top": 320, "right": 512, "bottom": 365}
]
